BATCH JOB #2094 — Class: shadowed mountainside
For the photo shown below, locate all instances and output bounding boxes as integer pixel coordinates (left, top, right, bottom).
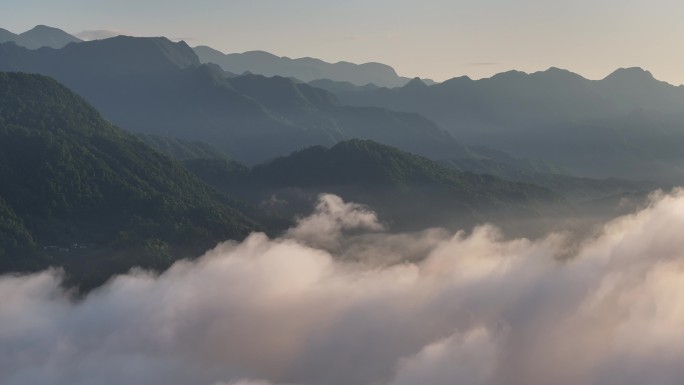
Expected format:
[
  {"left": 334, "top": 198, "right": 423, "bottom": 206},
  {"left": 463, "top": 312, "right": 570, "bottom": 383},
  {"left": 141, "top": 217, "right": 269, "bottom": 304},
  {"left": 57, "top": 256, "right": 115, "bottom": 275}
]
[
  {"left": 0, "top": 72, "right": 259, "bottom": 289},
  {"left": 183, "top": 139, "right": 567, "bottom": 232}
]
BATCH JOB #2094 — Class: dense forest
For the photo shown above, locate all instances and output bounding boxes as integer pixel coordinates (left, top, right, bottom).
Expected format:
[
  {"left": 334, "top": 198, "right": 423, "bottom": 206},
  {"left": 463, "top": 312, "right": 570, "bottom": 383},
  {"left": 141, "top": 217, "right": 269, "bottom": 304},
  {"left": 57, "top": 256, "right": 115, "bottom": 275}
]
[{"left": 0, "top": 72, "right": 259, "bottom": 289}]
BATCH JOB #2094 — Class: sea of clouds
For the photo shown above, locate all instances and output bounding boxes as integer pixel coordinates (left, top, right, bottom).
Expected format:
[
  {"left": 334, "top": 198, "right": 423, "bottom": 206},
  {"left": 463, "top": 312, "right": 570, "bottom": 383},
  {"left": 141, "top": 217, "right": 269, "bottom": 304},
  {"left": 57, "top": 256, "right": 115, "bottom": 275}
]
[{"left": 2, "top": 192, "right": 684, "bottom": 385}]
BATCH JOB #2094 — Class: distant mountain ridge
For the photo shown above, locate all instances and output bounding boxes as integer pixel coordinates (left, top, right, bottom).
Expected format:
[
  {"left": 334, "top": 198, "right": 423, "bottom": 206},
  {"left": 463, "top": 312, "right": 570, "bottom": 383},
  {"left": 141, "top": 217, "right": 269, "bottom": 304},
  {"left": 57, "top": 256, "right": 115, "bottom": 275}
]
[
  {"left": 6, "top": 31, "right": 680, "bottom": 182},
  {"left": 0, "top": 24, "right": 430, "bottom": 87},
  {"left": 336, "top": 67, "right": 684, "bottom": 182},
  {"left": 0, "top": 36, "right": 482, "bottom": 166},
  {"left": 0, "top": 25, "right": 81, "bottom": 49},
  {"left": 0, "top": 35, "right": 200, "bottom": 76},
  {"left": 194, "top": 45, "right": 432, "bottom": 87}
]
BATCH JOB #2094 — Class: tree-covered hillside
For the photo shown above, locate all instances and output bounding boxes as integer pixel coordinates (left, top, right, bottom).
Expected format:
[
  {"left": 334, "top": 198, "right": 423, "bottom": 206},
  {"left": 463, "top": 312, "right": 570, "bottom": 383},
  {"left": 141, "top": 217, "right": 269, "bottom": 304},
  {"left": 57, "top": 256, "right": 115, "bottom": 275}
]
[
  {"left": 0, "top": 72, "right": 258, "bottom": 289},
  {"left": 185, "top": 139, "right": 563, "bottom": 231}
]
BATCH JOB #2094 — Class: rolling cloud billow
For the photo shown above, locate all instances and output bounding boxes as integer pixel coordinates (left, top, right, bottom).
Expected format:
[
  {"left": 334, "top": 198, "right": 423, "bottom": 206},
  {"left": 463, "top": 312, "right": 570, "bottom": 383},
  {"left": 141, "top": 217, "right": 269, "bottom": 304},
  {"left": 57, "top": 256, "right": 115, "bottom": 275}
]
[{"left": 2, "top": 191, "right": 684, "bottom": 385}]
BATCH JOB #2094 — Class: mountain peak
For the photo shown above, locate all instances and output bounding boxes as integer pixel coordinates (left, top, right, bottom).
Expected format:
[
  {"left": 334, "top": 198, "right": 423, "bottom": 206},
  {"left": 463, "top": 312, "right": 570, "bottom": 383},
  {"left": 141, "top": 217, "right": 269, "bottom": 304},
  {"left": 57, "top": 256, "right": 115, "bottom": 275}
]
[
  {"left": 70, "top": 36, "right": 200, "bottom": 70},
  {"left": 603, "top": 67, "right": 655, "bottom": 82},
  {"left": 542, "top": 67, "right": 581, "bottom": 77},
  {"left": 23, "top": 25, "right": 63, "bottom": 33},
  {"left": 489, "top": 70, "right": 528, "bottom": 82},
  {"left": 531, "top": 67, "right": 589, "bottom": 84},
  {"left": 403, "top": 77, "right": 429, "bottom": 90},
  {"left": 441, "top": 75, "right": 473, "bottom": 87},
  {"left": 20, "top": 25, "right": 78, "bottom": 38},
  {"left": 0, "top": 28, "right": 18, "bottom": 42},
  {"left": 240, "top": 50, "right": 280, "bottom": 60},
  {"left": 17, "top": 24, "right": 81, "bottom": 49}
]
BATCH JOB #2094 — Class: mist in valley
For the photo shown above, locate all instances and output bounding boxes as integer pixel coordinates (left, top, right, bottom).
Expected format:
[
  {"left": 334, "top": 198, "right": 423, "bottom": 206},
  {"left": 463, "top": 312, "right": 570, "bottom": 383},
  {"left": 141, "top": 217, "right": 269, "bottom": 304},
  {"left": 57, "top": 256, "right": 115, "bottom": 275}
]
[{"left": 2, "top": 190, "right": 682, "bottom": 385}]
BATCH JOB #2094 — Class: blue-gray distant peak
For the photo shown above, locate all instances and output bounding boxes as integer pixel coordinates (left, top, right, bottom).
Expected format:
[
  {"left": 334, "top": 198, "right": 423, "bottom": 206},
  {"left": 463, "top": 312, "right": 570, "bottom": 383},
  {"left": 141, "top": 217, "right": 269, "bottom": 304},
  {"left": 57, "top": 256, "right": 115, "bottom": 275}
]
[
  {"left": 335, "top": 65, "right": 684, "bottom": 182},
  {"left": 193, "top": 45, "right": 427, "bottom": 87},
  {"left": 1, "top": 24, "right": 82, "bottom": 49},
  {"left": 403, "top": 77, "right": 429, "bottom": 89},
  {"left": 238, "top": 50, "right": 282, "bottom": 60},
  {"left": 20, "top": 24, "right": 71, "bottom": 36},
  {"left": 441, "top": 75, "right": 473, "bottom": 86},
  {"left": 602, "top": 67, "right": 655, "bottom": 83},
  {"left": 537, "top": 67, "right": 589, "bottom": 81}
]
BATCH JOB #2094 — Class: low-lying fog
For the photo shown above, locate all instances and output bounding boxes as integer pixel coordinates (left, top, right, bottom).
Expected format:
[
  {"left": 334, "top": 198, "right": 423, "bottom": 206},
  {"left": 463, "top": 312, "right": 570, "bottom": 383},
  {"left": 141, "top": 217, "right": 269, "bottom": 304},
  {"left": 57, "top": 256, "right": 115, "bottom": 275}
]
[{"left": 2, "top": 191, "right": 684, "bottom": 385}]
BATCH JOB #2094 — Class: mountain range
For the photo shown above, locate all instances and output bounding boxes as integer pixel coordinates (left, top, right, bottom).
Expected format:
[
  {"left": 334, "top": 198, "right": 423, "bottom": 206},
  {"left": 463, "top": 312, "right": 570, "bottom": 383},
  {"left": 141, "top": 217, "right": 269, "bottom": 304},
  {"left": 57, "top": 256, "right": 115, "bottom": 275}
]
[
  {"left": 0, "top": 35, "right": 512, "bottom": 169},
  {"left": 8, "top": 26, "right": 680, "bottom": 183},
  {"left": 0, "top": 25, "right": 81, "bottom": 49},
  {"left": 193, "top": 45, "right": 432, "bottom": 87},
  {"left": 1, "top": 25, "right": 428, "bottom": 88},
  {"left": 0, "top": 71, "right": 583, "bottom": 288},
  {"left": 5, "top": 27, "right": 684, "bottom": 183},
  {"left": 335, "top": 69, "right": 684, "bottom": 182},
  {"left": 2, "top": 27, "right": 671, "bottom": 184}
]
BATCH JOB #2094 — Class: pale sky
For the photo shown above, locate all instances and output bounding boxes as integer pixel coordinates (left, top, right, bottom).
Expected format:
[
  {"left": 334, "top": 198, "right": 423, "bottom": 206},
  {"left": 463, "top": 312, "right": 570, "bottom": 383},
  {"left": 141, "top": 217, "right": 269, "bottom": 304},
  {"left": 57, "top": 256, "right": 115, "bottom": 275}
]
[{"left": 3, "top": 0, "right": 684, "bottom": 84}]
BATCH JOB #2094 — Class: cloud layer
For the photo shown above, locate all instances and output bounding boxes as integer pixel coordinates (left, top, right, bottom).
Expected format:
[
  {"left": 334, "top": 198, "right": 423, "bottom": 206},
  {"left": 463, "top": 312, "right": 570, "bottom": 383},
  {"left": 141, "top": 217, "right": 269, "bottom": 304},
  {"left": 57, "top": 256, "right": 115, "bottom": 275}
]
[{"left": 2, "top": 192, "right": 684, "bottom": 385}]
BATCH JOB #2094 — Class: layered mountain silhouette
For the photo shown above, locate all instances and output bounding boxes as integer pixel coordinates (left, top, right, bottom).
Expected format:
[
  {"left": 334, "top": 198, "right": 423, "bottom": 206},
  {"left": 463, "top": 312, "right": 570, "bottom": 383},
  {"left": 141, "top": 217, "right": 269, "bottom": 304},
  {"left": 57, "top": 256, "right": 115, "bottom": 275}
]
[
  {"left": 183, "top": 139, "right": 565, "bottom": 231},
  {"left": 0, "top": 71, "right": 579, "bottom": 287},
  {"left": 0, "top": 69, "right": 654, "bottom": 289},
  {"left": 336, "top": 68, "right": 684, "bottom": 182},
  {"left": 139, "top": 130, "right": 645, "bottom": 205},
  {"left": 0, "top": 25, "right": 81, "bottom": 49},
  {"left": 0, "top": 72, "right": 259, "bottom": 289},
  {"left": 194, "top": 45, "right": 432, "bottom": 87},
  {"left": 3, "top": 28, "right": 676, "bottom": 183},
  {"left": 0, "top": 36, "right": 490, "bottom": 165}
]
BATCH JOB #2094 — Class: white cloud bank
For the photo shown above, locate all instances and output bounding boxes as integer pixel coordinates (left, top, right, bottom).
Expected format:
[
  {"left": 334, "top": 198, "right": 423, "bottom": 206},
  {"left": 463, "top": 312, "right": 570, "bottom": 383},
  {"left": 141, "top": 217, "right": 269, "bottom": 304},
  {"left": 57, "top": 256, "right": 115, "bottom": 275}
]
[{"left": 2, "top": 191, "right": 684, "bottom": 385}]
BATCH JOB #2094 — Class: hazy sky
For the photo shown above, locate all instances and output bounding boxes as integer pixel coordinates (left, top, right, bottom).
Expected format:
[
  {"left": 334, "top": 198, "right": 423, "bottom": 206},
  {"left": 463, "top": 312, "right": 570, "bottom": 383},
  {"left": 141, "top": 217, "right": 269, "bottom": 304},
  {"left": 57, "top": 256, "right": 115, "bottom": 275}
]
[{"left": 4, "top": 0, "right": 684, "bottom": 84}]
